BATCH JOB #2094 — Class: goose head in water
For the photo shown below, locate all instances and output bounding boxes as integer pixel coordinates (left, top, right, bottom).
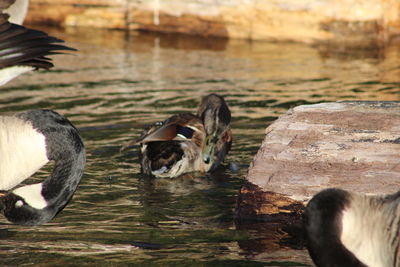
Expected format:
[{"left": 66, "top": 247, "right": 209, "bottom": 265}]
[{"left": 0, "top": 109, "right": 86, "bottom": 225}]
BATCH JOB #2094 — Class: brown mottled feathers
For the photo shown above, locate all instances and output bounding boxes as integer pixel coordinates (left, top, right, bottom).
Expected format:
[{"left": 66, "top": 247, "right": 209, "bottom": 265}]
[
  {"left": 121, "top": 94, "right": 232, "bottom": 178},
  {"left": 146, "top": 141, "right": 184, "bottom": 172}
]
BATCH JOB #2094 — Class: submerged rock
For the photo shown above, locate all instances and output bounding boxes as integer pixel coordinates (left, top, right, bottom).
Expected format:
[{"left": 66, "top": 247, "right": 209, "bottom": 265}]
[{"left": 236, "top": 101, "right": 400, "bottom": 221}]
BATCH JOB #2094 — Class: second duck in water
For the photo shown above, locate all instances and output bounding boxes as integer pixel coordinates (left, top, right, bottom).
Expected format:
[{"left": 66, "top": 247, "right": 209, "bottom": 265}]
[{"left": 121, "top": 94, "right": 232, "bottom": 178}]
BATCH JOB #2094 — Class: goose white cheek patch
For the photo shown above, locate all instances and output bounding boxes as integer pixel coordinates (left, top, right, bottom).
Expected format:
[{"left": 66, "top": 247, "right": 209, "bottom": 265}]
[{"left": 13, "top": 183, "right": 47, "bottom": 210}]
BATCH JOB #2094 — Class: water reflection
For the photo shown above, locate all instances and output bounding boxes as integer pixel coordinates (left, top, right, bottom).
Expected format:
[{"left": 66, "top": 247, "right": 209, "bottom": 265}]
[{"left": 0, "top": 26, "right": 399, "bottom": 265}]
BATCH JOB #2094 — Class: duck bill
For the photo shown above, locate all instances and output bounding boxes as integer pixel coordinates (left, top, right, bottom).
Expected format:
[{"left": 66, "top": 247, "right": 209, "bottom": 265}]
[{"left": 202, "top": 135, "right": 215, "bottom": 164}]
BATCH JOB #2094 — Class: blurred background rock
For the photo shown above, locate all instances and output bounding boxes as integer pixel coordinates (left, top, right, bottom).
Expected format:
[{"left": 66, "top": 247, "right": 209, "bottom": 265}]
[{"left": 25, "top": 0, "right": 400, "bottom": 45}]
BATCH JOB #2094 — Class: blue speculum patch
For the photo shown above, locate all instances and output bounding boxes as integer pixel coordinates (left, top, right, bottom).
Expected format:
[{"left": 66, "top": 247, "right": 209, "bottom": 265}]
[{"left": 177, "top": 126, "right": 195, "bottom": 139}]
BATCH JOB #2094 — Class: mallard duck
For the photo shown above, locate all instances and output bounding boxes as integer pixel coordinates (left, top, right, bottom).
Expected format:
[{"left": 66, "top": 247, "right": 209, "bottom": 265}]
[
  {"left": 304, "top": 188, "right": 400, "bottom": 267},
  {"left": 0, "top": 109, "right": 86, "bottom": 225},
  {"left": 121, "top": 93, "right": 232, "bottom": 178}
]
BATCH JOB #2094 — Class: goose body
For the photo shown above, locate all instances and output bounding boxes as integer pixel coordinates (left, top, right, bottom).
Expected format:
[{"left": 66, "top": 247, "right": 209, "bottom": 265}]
[
  {"left": 0, "top": 109, "right": 85, "bottom": 225},
  {"left": 0, "top": 5, "right": 76, "bottom": 86},
  {"left": 121, "top": 94, "right": 232, "bottom": 178},
  {"left": 304, "top": 188, "right": 400, "bottom": 267},
  {"left": 0, "top": 115, "right": 48, "bottom": 190}
]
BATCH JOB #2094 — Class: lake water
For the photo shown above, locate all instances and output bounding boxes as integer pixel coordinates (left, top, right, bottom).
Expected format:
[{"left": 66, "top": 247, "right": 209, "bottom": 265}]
[{"left": 0, "top": 27, "right": 398, "bottom": 266}]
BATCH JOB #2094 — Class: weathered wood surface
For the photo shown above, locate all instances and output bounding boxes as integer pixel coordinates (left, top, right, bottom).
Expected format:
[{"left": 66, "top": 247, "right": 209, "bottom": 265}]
[
  {"left": 24, "top": 0, "right": 400, "bottom": 43},
  {"left": 236, "top": 101, "right": 400, "bottom": 220}
]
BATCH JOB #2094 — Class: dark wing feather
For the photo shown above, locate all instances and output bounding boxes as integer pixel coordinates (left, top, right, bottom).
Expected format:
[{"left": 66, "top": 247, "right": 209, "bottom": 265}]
[
  {"left": 0, "top": 17, "right": 76, "bottom": 69},
  {"left": 20, "top": 58, "right": 54, "bottom": 69},
  {"left": 0, "top": 21, "right": 25, "bottom": 42},
  {"left": 0, "top": 29, "right": 63, "bottom": 49}
]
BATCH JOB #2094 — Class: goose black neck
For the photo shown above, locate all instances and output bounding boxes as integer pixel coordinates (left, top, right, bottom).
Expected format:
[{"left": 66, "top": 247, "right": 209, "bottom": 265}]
[
  {"left": 303, "top": 188, "right": 367, "bottom": 267},
  {"left": 8, "top": 109, "right": 86, "bottom": 225},
  {"left": 42, "top": 143, "right": 85, "bottom": 212}
]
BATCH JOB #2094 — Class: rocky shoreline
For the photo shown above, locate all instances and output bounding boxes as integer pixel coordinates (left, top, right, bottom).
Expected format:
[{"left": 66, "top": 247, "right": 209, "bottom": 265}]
[{"left": 26, "top": 0, "right": 400, "bottom": 44}]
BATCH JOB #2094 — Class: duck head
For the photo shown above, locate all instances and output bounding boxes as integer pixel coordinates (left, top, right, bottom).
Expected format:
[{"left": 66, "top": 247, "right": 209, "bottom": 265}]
[{"left": 197, "top": 94, "right": 232, "bottom": 169}]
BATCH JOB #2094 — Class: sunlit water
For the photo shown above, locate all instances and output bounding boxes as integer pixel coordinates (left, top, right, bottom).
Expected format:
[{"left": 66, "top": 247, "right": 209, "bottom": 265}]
[{"left": 0, "top": 27, "right": 399, "bottom": 266}]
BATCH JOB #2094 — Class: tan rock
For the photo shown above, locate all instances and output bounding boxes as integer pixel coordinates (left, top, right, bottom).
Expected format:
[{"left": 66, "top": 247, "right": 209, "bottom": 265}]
[
  {"left": 236, "top": 101, "right": 400, "bottom": 221},
  {"left": 65, "top": 7, "right": 126, "bottom": 29},
  {"left": 25, "top": 0, "right": 400, "bottom": 43},
  {"left": 127, "top": 9, "right": 228, "bottom": 37}
]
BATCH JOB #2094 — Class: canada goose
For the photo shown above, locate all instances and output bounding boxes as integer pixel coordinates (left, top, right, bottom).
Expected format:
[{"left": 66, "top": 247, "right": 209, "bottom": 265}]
[
  {"left": 121, "top": 93, "right": 232, "bottom": 178},
  {"left": 0, "top": 3, "right": 76, "bottom": 86},
  {"left": 0, "top": 109, "right": 85, "bottom": 225},
  {"left": 303, "top": 188, "right": 400, "bottom": 267}
]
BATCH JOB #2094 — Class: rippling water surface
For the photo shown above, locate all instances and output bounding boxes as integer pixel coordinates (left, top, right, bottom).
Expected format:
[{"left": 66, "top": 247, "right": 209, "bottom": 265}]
[{"left": 0, "top": 27, "right": 399, "bottom": 266}]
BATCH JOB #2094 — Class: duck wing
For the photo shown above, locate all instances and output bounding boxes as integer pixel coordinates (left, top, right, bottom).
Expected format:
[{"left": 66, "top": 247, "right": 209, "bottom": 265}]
[{"left": 120, "top": 113, "right": 200, "bottom": 152}]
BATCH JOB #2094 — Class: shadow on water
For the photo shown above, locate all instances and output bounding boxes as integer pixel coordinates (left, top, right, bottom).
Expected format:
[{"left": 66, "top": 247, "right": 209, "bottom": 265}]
[{"left": 0, "top": 26, "right": 399, "bottom": 266}]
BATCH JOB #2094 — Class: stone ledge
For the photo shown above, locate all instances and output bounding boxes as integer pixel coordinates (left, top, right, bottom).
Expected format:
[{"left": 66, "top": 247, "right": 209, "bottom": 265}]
[
  {"left": 236, "top": 101, "right": 400, "bottom": 220},
  {"left": 24, "top": 0, "right": 400, "bottom": 43}
]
